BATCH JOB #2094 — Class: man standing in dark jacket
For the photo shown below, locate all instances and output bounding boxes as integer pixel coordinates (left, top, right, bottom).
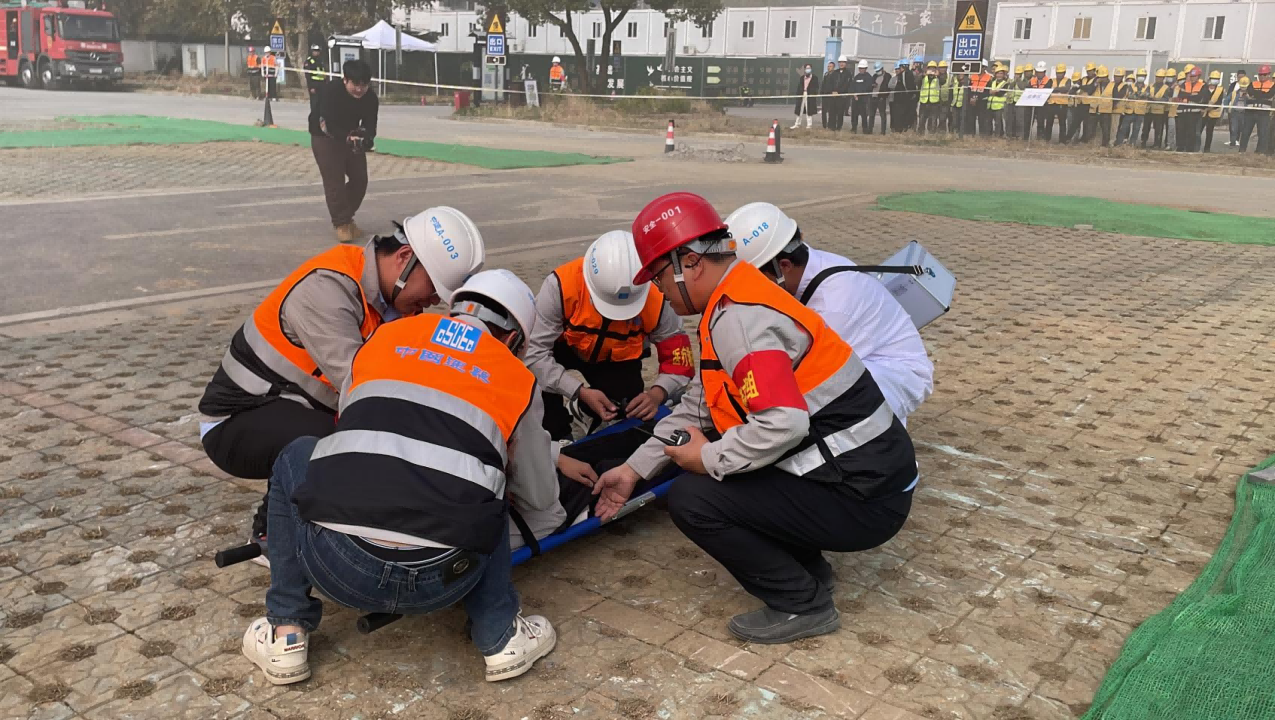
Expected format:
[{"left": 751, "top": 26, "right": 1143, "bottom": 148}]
[
  {"left": 821, "top": 61, "right": 839, "bottom": 130},
  {"left": 791, "top": 64, "right": 820, "bottom": 130},
  {"left": 310, "top": 59, "right": 379, "bottom": 244},
  {"left": 303, "top": 45, "right": 326, "bottom": 119},
  {"left": 889, "top": 59, "right": 916, "bottom": 132},
  {"left": 826, "top": 56, "right": 852, "bottom": 131},
  {"left": 849, "top": 59, "right": 873, "bottom": 133},
  {"left": 871, "top": 63, "right": 891, "bottom": 134}
]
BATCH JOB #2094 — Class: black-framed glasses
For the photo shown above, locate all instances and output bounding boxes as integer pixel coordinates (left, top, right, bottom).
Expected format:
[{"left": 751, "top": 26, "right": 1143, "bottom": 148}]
[{"left": 649, "top": 260, "right": 673, "bottom": 288}]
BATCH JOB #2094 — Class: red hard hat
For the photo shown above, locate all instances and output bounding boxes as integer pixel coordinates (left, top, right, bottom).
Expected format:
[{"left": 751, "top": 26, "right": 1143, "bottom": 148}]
[
  {"left": 1261, "top": 65, "right": 1272, "bottom": 74},
  {"left": 631, "top": 192, "right": 728, "bottom": 284}
]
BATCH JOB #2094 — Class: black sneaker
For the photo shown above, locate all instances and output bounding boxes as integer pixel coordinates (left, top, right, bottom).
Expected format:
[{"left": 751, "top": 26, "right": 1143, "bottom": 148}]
[{"left": 728, "top": 606, "right": 841, "bottom": 644}]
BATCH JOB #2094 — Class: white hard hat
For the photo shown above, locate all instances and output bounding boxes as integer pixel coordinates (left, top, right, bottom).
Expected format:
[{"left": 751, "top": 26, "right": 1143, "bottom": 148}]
[
  {"left": 838, "top": 55, "right": 848, "bottom": 63},
  {"left": 450, "top": 269, "right": 537, "bottom": 356},
  {"left": 552, "top": 56, "right": 561, "bottom": 63},
  {"left": 582, "top": 231, "right": 649, "bottom": 321},
  {"left": 858, "top": 59, "right": 869, "bottom": 68},
  {"left": 1035, "top": 61, "right": 1047, "bottom": 72},
  {"left": 724, "top": 202, "right": 800, "bottom": 270},
  {"left": 401, "top": 207, "right": 486, "bottom": 304}
]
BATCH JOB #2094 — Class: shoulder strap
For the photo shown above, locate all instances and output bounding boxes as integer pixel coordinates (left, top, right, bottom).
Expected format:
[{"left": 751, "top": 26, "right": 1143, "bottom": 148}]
[
  {"left": 508, "top": 505, "right": 541, "bottom": 557},
  {"left": 799, "top": 265, "right": 923, "bottom": 305}
]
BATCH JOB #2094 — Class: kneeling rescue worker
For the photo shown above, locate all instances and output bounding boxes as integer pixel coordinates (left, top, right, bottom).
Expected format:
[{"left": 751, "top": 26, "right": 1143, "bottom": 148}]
[
  {"left": 527, "top": 230, "right": 693, "bottom": 440},
  {"left": 198, "top": 207, "right": 486, "bottom": 556},
  {"left": 725, "top": 202, "right": 933, "bottom": 424},
  {"left": 593, "top": 193, "right": 919, "bottom": 644},
  {"left": 242, "top": 270, "right": 558, "bottom": 685}
]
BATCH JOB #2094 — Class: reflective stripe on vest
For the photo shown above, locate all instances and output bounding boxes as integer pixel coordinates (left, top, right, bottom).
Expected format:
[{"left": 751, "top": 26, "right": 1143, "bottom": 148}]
[
  {"left": 697, "top": 263, "right": 912, "bottom": 494},
  {"left": 1095, "top": 82, "right": 1115, "bottom": 114},
  {"left": 988, "top": 80, "right": 1008, "bottom": 110},
  {"left": 1148, "top": 85, "right": 1170, "bottom": 114},
  {"left": 224, "top": 245, "right": 380, "bottom": 412},
  {"left": 555, "top": 256, "right": 663, "bottom": 363},
  {"left": 1049, "top": 78, "right": 1070, "bottom": 104},
  {"left": 919, "top": 76, "right": 941, "bottom": 104},
  {"left": 1206, "top": 85, "right": 1225, "bottom": 118},
  {"left": 247, "top": 54, "right": 258, "bottom": 69},
  {"left": 299, "top": 314, "right": 536, "bottom": 553}
]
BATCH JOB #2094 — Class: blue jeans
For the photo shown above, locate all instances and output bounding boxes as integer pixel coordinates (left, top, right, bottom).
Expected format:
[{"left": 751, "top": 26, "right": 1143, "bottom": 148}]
[{"left": 265, "top": 437, "right": 520, "bottom": 655}]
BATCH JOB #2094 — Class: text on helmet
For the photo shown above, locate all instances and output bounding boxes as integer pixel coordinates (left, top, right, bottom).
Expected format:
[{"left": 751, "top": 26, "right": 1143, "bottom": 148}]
[
  {"left": 742, "top": 221, "right": 770, "bottom": 246},
  {"left": 431, "top": 217, "right": 461, "bottom": 261},
  {"left": 641, "top": 205, "right": 683, "bottom": 235}
]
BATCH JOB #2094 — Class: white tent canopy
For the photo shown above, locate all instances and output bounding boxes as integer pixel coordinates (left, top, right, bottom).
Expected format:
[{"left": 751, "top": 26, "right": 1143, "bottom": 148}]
[{"left": 351, "top": 20, "right": 435, "bottom": 52}]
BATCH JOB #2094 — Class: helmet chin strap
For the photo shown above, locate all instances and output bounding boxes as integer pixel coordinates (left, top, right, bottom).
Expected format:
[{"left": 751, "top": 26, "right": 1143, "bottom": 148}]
[
  {"left": 766, "top": 258, "right": 785, "bottom": 285},
  {"left": 390, "top": 255, "right": 419, "bottom": 305},
  {"left": 669, "top": 250, "right": 698, "bottom": 316}
]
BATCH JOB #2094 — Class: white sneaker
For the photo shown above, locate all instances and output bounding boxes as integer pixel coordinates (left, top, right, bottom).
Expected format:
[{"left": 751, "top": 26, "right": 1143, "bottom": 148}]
[
  {"left": 484, "top": 614, "right": 556, "bottom": 682},
  {"left": 790, "top": 122, "right": 800, "bottom": 130},
  {"left": 242, "top": 617, "right": 311, "bottom": 685}
]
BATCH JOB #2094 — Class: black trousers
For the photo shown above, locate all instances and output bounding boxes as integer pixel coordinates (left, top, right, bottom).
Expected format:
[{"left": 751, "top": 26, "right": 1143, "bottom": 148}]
[
  {"left": 540, "top": 340, "right": 646, "bottom": 441},
  {"left": 871, "top": 97, "right": 888, "bottom": 134},
  {"left": 202, "top": 398, "right": 335, "bottom": 480},
  {"left": 1142, "top": 115, "right": 1166, "bottom": 148},
  {"left": 917, "top": 103, "right": 939, "bottom": 134},
  {"left": 248, "top": 73, "right": 261, "bottom": 99},
  {"left": 1097, "top": 114, "right": 1113, "bottom": 147},
  {"left": 830, "top": 97, "right": 846, "bottom": 131},
  {"left": 310, "top": 134, "right": 369, "bottom": 227},
  {"left": 1202, "top": 116, "right": 1218, "bottom": 152},
  {"left": 851, "top": 99, "right": 870, "bottom": 132},
  {"left": 668, "top": 468, "right": 912, "bottom": 614}
]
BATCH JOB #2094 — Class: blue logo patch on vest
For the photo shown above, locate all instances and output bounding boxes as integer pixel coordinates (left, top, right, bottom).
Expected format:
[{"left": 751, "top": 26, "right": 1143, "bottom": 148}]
[{"left": 431, "top": 318, "right": 481, "bottom": 354}]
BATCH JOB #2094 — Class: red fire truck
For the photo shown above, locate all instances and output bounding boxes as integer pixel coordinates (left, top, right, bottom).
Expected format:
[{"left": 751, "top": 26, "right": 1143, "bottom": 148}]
[{"left": 1, "top": 0, "right": 123, "bottom": 90}]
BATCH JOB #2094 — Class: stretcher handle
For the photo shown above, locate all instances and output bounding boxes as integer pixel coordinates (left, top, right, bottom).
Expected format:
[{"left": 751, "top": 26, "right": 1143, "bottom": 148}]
[
  {"left": 357, "top": 612, "right": 403, "bottom": 634},
  {"left": 214, "top": 543, "right": 262, "bottom": 568}
]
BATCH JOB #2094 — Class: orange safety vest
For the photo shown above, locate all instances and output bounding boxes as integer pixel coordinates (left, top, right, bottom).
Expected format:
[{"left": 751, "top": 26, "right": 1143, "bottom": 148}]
[
  {"left": 1029, "top": 75, "right": 1053, "bottom": 89},
  {"left": 554, "top": 257, "right": 664, "bottom": 364},
  {"left": 300, "top": 313, "right": 536, "bottom": 552},
  {"left": 968, "top": 73, "right": 991, "bottom": 92},
  {"left": 239, "top": 246, "right": 381, "bottom": 411},
  {"left": 549, "top": 65, "right": 565, "bottom": 82},
  {"left": 246, "top": 53, "right": 259, "bottom": 69},
  {"left": 697, "top": 263, "right": 914, "bottom": 495},
  {"left": 1178, "top": 80, "right": 1204, "bottom": 112},
  {"left": 264, "top": 54, "right": 277, "bottom": 68}
]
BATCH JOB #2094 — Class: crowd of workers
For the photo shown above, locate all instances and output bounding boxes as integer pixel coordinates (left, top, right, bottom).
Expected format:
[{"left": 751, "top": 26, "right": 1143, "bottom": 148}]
[
  {"left": 197, "top": 83, "right": 935, "bottom": 682},
  {"left": 790, "top": 56, "right": 1275, "bottom": 155}
]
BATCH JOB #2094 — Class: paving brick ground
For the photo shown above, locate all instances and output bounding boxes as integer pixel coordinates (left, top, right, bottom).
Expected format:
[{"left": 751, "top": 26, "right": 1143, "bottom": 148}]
[{"left": 2, "top": 201, "right": 1273, "bottom": 720}]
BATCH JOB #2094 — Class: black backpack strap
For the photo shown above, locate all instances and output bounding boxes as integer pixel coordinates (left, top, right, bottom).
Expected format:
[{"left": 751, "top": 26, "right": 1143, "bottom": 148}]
[
  {"left": 798, "top": 265, "right": 924, "bottom": 305},
  {"left": 508, "top": 506, "right": 541, "bottom": 557}
]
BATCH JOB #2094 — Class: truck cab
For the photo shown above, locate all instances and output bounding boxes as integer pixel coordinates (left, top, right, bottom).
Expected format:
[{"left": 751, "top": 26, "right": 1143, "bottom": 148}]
[{"left": 1, "top": 0, "right": 123, "bottom": 90}]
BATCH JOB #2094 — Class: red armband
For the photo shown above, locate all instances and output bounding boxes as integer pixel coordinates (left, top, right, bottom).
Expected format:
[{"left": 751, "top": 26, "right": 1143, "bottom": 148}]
[
  {"left": 732, "top": 350, "right": 807, "bottom": 414},
  {"left": 655, "top": 333, "right": 694, "bottom": 378}
]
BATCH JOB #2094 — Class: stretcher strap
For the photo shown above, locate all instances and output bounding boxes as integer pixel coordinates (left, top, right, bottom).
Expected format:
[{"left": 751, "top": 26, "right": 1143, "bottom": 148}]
[
  {"left": 508, "top": 506, "right": 541, "bottom": 557},
  {"left": 800, "top": 265, "right": 923, "bottom": 305}
]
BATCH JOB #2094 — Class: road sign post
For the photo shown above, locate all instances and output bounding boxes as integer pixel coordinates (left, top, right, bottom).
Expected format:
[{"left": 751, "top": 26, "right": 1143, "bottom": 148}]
[
  {"left": 950, "top": 0, "right": 987, "bottom": 74},
  {"left": 483, "top": 13, "right": 506, "bottom": 102},
  {"left": 269, "top": 19, "right": 285, "bottom": 53}
]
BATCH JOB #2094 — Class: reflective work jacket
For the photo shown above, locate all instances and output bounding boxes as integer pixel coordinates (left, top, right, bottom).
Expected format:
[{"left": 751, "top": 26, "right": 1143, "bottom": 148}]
[
  {"left": 199, "top": 246, "right": 381, "bottom": 417},
  {"left": 1049, "top": 77, "right": 1071, "bottom": 105},
  {"left": 1129, "top": 82, "right": 1149, "bottom": 114},
  {"left": 1148, "top": 84, "right": 1171, "bottom": 115},
  {"left": 697, "top": 263, "right": 916, "bottom": 499},
  {"left": 1095, "top": 81, "right": 1115, "bottom": 114},
  {"left": 246, "top": 54, "right": 259, "bottom": 70},
  {"left": 988, "top": 79, "right": 1009, "bottom": 110},
  {"left": 919, "top": 76, "right": 941, "bottom": 104},
  {"left": 555, "top": 257, "right": 664, "bottom": 364},
  {"left": 1205, "top": 85, "right": 1225, "bottom": 118},
  {"left": 297, "top": 314, "right": 537, "bottom": 553}
]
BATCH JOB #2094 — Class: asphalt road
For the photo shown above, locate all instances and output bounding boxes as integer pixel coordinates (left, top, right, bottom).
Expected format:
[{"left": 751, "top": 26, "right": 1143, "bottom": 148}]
[{"left": 2, "top": 86, "right": 1273, "bottom": 322}]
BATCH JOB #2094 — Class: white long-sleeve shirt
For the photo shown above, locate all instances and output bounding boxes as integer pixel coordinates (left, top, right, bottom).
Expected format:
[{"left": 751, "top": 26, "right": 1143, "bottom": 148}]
[{"left": 795, "top": 248, "right": 933, "bottom": 422}]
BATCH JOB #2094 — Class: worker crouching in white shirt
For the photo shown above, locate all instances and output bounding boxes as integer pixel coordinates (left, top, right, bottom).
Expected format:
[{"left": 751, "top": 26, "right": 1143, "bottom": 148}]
[{"left": 725, "top": 202, "right": 933, "bottom": 424}]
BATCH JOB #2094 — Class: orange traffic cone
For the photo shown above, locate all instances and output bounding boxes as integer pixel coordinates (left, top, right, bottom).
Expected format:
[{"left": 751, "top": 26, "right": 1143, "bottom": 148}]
[
  {"left": 764, "top": 120, "right": 783, "bottom": 163},
  {"left": 665, "top": 119, "right": 675, "bottom": 153}
]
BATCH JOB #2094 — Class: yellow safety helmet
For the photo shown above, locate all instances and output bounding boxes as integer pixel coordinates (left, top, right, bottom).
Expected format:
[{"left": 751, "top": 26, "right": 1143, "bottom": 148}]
[
  {"left": 1071, "top": 71, "right": 1081, "bottom": 81},
  {"left": 1085, "top": 62, "right": 1096, "bottom": 71},
  {"left": 1154, "top": 68, "right": 1166, "bottom": 78},
  {"left": 939, "top": 60, "right": 948, "bottom": 68},
  {"left": 1136, "top": 68, "right": 1148, "bottom": 76},
  {"left": 994, "top": 63, "right": 1008, "bottom": 73},
  {"left": 1177, "top": 70, "right": 1187, "bottom": 80},
  {"left": 1239, "top": 76, "right": 1251, "bottom": 88},
  {"left": 1208, "top": 70, "right": 1222, "bottom": 81},
  {"left": 927, "top": 60, "right": 938, "bottom": 68},
  {"left": 1184, "top": 63, "right": 1196, "bottom": 72},
  {"left": 1114, "top": 67, "right": 1125, "bottom": 76},
  {"left": 1096, "top": 65, "right": 1109, "bottom": 78},
  {"left": 1056, "top": 63, "right": 1067, "bottom": 74}
]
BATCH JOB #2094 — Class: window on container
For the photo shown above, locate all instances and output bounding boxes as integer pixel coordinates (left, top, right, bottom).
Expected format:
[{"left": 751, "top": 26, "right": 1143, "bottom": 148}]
[
  {"left": 663, "top": 21, "right": 670, "bottom": 38},
  {"left": 1072, "top": 17, "right": 1092, "bottom": 40},
  {"left": 528, "top": 24, "right": 537, "bottom": 38},
  {"left": 1014, "top": 18, "right": 1032, "bottom": 40},
  {"left": 701, "top": 21, "right": 713, "bottom": 38},
  {"left": 1203, "top": 16, "right": 1224, "bottom": 40},
  {"left": 439, "top": 22, "right": 449, "bottom": 37},
  {"left": 592, "top": 21, "right": 601, "bottom": 38},
  {"left": 627, "top": 21, "right": 637, "bottom": 38},
  {"left": 830, "top": 19, "right": 844, "bottom": 39},
  {"left": 784, "top": 19, "right": 798, "bottom": 39},
  {"left": 1136, "top": 16, "right": 1156, "bottom": 40},
  {"left": 742, "top": 20, "right": 755, "bottom": 38}
]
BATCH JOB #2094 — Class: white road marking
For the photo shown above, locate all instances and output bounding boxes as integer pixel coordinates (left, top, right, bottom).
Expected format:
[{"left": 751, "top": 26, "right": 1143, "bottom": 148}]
[{"left": 216, "top": 180, "right": 528, "bottom": 209}]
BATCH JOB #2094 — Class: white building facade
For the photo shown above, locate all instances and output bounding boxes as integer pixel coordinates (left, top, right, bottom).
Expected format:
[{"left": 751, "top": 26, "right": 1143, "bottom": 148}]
[
  {"left": 392, "top": 5, "right": 909, "bottom": 61},
  {"left": 992, "top": 0, "right": 1275, "bottom": 63}
]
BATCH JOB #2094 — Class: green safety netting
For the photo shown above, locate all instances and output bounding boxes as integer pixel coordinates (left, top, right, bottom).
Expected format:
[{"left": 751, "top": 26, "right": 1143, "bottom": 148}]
[
  {"left": 0, "top": 115, "right": 626, "bottom": 170},
  {"left": 1083, "top": 453, "right": 1275, "bottom": 720},
  {"left": 877, "top": 191, "right": 1275, "bottom": 246}
]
